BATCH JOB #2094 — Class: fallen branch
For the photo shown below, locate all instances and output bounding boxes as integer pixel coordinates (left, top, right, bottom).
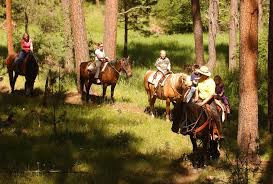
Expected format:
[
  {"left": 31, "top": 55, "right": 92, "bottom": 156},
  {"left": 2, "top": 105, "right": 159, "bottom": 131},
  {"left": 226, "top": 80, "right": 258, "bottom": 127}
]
[{"left": 118, "top": 5, "right": 150, "bottom": 15}]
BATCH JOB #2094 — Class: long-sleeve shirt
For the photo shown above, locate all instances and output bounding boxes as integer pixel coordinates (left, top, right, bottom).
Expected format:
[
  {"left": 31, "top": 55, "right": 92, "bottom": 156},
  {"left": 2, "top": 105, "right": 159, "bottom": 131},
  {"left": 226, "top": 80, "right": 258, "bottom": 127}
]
[{"left": 155, "top": 57, "right": 171, "bottom": 74}]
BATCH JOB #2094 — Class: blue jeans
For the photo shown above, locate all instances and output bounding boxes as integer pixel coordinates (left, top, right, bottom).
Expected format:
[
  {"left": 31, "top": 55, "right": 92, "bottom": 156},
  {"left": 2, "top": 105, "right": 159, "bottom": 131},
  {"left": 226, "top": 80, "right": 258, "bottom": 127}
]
[
  {"left": 186, "top": 86, "right": 196, "bottom": 103},
  {"left": 15, "top": 51, "right": 28, "bottom": 72}
]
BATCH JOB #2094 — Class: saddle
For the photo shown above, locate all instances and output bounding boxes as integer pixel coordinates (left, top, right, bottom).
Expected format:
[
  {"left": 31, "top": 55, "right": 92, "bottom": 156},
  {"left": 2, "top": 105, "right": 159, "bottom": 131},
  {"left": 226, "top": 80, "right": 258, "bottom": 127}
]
[
  {"left": 87, "top": 60, "right": 108, "bottom": 74},
  {"left": 148, "top": 71, "right": 171, "bottom": 87}
]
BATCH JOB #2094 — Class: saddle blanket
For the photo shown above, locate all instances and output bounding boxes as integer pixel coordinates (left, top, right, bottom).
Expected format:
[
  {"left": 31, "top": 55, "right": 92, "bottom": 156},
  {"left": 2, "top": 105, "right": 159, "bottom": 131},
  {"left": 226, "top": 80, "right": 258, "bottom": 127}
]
[
  {"left": 148, "top": 72, "right": 170, "bottom": 87},
  {"left": 87, "top": 62, "right": 108, "bottom": 73}
]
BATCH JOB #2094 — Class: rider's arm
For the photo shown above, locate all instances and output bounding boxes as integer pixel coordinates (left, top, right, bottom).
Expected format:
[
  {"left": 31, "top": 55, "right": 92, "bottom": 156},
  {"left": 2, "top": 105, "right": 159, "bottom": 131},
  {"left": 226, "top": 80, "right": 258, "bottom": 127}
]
[
  {"left": 30, "top": 39, "right": 33, "bottom": 51},
  {"left": 198, "top": 94, "right": 214, "bottom": 106},
  {"left": 167, "top": 59, "right": 171, "bottom": 71}
]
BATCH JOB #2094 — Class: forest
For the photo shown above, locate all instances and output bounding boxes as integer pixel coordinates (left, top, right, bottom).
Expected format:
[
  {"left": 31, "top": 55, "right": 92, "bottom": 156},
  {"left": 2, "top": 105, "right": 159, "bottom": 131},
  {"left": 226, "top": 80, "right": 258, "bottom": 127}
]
[{"left": 0, "top": 0, "right": 272, "bottom": 183}]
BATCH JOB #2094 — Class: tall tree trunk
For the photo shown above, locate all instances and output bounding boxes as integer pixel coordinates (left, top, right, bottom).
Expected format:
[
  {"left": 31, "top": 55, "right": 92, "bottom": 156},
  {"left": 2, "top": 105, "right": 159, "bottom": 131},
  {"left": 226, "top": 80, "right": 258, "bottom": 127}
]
[
  {"left": 123, "top": 0, "right": 128, "bottom": 57},
  {"left": 61, "top": 0, "right": 74, "bottom": 73},
  {"left": 237, "top": 0, "right": 259, "bottom": 160},
  {"left": 6, "top": 0, "right": 15, "bottom": 55},
  {"left": 229, "top": 0, "right": 238, "bottom": 72},
  {"left": 96, "top": 0, "right": 100, "bottom": 8},
  {"left": 103, "top": 0, "right": 118, "bottom": 59},
  {"left": 70, "top": 0, "right": 90, "bottom": 92},
  {"left": 207, "top": 0, "right": 219, "bottom": 70},
  {"left": 258, "top": 0, "right": 263, "bottom": 31},
  {"left": 268, "top": 0, "right": 273, "bottom": 133},
  {"left": 191, "top": 0, "right": 204, "bottom": 65}
]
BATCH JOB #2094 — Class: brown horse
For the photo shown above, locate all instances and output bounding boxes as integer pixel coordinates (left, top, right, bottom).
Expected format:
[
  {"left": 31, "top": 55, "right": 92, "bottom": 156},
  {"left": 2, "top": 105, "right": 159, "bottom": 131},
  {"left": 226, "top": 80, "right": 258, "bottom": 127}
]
[
  {"left": 6, "top": 52, "right": 39, "bottom": 95},
  {"left": 144, "top": 70, "right": 192, "bottom": 120},
  {"left": 80, "top": 57, "right": 132, "bottom": 102},
  {"left": 171, "top": 102, "right": 222, "bottom": 167}
]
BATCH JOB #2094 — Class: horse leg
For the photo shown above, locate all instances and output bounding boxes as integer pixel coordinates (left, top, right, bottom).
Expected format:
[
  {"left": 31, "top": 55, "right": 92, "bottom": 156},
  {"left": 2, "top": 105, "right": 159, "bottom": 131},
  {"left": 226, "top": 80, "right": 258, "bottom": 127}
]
[
  {"left": 85, "top": 82, "right": 91, "bottom": 102},
  {"left": 8, "top": 70, "right": 14, "bottom": 93},
  {"left": 150, "top": 96, "right": 156, "bottom": 118},
  {"left": 102, "top": 83, "right": 107, "bottom": 101},
  {"left": 110, "top": 83, "right": 116, "bottom": 103},
  {"left": 166, "top": 98, "right": 171, "bottom": 121},
  {"left": 190, "top": 134, "right": 198, "bottom": 167},
  {"left": 12, "top": 73, "right": 19, "bottom": 94}
]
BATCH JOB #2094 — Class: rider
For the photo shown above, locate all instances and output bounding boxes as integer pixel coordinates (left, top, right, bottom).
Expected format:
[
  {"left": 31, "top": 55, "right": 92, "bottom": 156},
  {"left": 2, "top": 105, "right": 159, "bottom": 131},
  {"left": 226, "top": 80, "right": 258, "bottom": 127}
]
[
  {"left": 14, "top": 32, "right": 33, "bottom": 73},
  {"left": 153, "top": 50, "right": 171, "bottom": 95},
  {"left": 194, "top": 66, "right": 223, "bottom": 139},
  {"left": 193, "top": 66, "right": 215, "bottom": 106},
  {"left": 94, "top": 43, "right": 110, "bottom": 83}
]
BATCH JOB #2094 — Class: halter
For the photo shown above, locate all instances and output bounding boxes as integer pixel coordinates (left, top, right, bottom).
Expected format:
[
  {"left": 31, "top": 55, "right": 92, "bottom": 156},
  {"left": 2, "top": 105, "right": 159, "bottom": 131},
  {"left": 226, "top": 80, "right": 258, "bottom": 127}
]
[{"left": 178, "top": 105, "right": 211, "bottom": 138}]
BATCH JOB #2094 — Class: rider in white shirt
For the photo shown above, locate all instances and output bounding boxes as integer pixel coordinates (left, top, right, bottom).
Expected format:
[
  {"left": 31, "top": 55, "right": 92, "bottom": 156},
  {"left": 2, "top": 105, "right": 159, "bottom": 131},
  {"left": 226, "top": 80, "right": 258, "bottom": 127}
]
[{"left": 94, "top": 43, "right": 109, "bottom": 83}]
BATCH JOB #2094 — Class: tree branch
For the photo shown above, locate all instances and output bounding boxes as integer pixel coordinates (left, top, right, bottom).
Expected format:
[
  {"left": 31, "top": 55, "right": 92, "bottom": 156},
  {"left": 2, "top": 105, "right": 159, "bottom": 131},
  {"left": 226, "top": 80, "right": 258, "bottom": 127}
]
[{"left": 118, "top": 5, "right": 150, "bottom": 15}]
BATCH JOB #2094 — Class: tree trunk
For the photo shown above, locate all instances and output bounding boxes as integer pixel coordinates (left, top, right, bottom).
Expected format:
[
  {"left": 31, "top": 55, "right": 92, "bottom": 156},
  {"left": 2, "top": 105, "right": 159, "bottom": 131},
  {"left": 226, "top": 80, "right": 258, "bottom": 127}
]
[
  {"left": 237, "top": 0, "right": 259, "bottom": 160},
  {"left": 229, "top": 0, "right": 238, "bottom": 72},
  {"left": 191, "top": 0, "right": 204, "bottom": 65},
  {"left": 61, "top": 0, "right": 74, "bottom": 73},
  {"left": 70, "top": 0, "right": 90, "bottom": 92},
  {"left": 123, "top": 0, "right": 128, "bottom": 57},
  {"left": 96, "top": 0, "right": 100, "bottom": 8},
  {"left": 258, "top": 0, "right": 263, "bottom": 31},
  {"left": 103, "top": 0, "right": 118, "bottom": 59},
  {"left": 6, "top": 0, "right": 15, "bottom": 55},
  {"left": 268, "top": 0, "right": 273, "bottom": 133},
  {"left": 207, "top": 0, "right": 219, "bottom": 70}
]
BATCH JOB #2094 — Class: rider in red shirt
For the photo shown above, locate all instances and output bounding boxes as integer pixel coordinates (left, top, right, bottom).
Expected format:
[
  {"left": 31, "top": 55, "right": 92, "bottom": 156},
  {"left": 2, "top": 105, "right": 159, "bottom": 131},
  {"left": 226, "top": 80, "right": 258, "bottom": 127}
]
[{"left": 15, "top": 33, "right": 33, "bottom": 73}]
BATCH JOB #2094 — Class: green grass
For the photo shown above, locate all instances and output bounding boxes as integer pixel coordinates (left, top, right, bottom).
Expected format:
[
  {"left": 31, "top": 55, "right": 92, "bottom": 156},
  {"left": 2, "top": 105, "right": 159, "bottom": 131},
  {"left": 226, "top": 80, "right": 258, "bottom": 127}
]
[{"left": 0, "top": 3, "right": 272, "bottom": 184}]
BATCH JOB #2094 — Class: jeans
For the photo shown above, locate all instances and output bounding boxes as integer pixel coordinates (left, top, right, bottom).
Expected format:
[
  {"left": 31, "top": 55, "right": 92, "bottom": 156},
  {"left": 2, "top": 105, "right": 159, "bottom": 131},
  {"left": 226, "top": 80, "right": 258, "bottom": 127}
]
[
  {"left": 186, "top": 86, "right": 196, "bottom": 103},
  {"left": 95, "top": 60, "right": 101, "bottom": 78}
]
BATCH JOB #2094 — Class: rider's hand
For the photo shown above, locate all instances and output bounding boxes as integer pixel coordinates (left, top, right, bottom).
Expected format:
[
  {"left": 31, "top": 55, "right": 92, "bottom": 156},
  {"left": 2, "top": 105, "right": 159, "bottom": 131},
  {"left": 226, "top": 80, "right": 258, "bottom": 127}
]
[{"left": 196, "top": 102, "right": 203, "bottom": 106}]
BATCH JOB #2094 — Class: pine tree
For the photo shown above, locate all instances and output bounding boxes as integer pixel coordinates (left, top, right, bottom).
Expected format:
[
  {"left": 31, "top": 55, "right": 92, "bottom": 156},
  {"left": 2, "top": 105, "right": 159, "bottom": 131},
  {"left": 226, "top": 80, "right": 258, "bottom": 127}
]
[
  {"left": 191, "top": 0, "right": 204, "bottom": 65},
  {"left": 70, "top": 0, "right": 90, "bottom": 92},
  {"left": 103, "top": 0, "right": 118, "bottom": 59},
  {"left": 237, "top": 0, "right": 259, "bottom": 160}
]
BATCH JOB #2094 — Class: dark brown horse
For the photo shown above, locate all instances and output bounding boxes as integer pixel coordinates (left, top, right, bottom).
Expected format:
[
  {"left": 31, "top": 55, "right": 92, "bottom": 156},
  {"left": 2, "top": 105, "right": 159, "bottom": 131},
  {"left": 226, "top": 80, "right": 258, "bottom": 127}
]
[
  {"left": 80, "top": 57, "right": 132, "bottom": 102},
  {"left": 171, "top": 101, "right": 222, "bottom": 166},
  {"left": 6, "top": 52, "right": 39, "bottom": 95}
]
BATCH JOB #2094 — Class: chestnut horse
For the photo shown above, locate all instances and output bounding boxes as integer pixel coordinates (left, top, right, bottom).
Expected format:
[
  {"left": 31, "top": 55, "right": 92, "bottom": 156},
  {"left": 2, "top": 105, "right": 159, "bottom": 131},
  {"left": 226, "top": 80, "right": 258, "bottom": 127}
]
[
  {"left": 80, "top": 57, "right": 132, "bottom": 102},
  {"left": 171, "top": 102, "right": 222, "bottom": 167},
  {"left": 6, "top": 52, "right": 39, "bottom": 95},
  {"left": 144, "top": 70, "right": 192, "bottom": 120}
]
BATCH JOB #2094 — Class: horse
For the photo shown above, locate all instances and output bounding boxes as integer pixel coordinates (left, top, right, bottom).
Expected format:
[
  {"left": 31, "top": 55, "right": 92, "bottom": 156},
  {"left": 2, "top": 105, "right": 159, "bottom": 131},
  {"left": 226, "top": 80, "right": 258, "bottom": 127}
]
[
  {"left": 6, "top": 52, "right": 39, "bottom": 96},
  {"left": 171, "top": 101, "right": 223, "bottom": 167},
  {"left": 143, "top": 70, "right": 192, "bottom": 120},
  {"left": 80, "top": 57, "right": 132, "bottom": 102}
]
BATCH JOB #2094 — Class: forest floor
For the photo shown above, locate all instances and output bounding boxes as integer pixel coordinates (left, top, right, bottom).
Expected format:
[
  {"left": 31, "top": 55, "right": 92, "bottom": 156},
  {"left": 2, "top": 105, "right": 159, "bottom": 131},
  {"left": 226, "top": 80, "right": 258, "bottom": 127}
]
[{"left": 0, "top": 74, "right": 272, "bottom": 184}]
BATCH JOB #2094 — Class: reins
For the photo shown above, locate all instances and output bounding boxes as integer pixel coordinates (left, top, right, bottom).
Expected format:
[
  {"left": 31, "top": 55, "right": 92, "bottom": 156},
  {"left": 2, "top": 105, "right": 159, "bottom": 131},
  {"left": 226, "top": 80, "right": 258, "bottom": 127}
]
[{"left": 179, "top": 105, "right": 210, "bottom": 137}]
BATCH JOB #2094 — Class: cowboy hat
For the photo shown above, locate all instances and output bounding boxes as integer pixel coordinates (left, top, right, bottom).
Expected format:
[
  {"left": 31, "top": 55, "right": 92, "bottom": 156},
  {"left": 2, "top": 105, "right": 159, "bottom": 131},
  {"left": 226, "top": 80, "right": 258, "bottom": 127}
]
[{"left": 197, "top": 66, "right": 211, "bottom": 77}]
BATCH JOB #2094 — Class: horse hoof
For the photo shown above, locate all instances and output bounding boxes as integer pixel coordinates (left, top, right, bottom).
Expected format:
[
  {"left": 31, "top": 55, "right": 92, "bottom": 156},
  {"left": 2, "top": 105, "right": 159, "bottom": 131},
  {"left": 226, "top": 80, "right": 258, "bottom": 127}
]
[{"left": 151, "top": 114, "right": 155, "bottom": 118}]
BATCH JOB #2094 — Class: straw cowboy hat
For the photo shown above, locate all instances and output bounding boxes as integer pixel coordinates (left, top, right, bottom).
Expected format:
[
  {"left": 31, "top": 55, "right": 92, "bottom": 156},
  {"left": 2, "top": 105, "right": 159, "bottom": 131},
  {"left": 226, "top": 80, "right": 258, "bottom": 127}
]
[{"left": 197, "top": 66, "right": 211, "bottom": 77}]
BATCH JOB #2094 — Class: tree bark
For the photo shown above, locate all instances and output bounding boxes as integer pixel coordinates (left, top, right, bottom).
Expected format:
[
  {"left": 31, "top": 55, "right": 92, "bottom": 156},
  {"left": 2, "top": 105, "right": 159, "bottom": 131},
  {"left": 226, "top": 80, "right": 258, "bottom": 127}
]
[
  {"left": 61, "top": 0, "right": 74, "bottom": 73},
  {"left": 237, "top": 0, "right": 259, "bottom": 159},
  {"left": 191, "top": 0, "right": 204, "bottom": 65},
  {"left": 123, "top": 0, "right": 128, "bottom": 57},
  {"left": 258, "top": 0, "right": 263, "bottom": 31},
  {"left": 6, "top": 0, "right": 15, "bottom": 55},
  {"left": 103, "top": 0, "right": 118, "bottom": 59},
  {"left": 70, "top": 0, "right": 90, "bottom": 92},
  {"left": 268, "top": 0, "right": 273, "bottom": 133},
  {"left": 207, "top": 0, "right": 219, "bottom": 70},
  {"left": 96, "top": 0, "right": 100, "bottom": 8},
  {"left": 229, "top": 0, "right": 238, "bottom": 72}
]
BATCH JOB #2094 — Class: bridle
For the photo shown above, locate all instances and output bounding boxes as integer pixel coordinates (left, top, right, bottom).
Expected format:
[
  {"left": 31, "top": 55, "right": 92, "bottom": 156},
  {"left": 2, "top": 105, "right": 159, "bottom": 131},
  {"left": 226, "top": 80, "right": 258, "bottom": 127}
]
[
  {"left": 109, "top": 59, "right": 130, "bottom": 76},
  {"left": 178, "top": 105, "right": 210, "bottom": 138}
]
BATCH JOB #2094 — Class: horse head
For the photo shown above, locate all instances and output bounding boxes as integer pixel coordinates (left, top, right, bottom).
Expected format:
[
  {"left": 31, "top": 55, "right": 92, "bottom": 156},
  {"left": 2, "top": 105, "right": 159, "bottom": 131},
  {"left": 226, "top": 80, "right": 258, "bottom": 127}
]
[{"left": 119, "top": 56, "right": 132, "bottom": 78}]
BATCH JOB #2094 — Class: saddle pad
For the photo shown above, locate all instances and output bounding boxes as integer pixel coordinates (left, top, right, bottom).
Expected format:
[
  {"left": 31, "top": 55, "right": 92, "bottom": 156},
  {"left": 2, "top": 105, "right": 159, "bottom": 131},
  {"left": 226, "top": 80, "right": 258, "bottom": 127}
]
[
  {"left": 87, "top": 62, "right": 96, "bottom": 72},
  {"left": 148, "top": 72, "right": 156, "bottom": 84},
  {"left": 214, "top": 99, "right": 226, "bottom": 122},
  {"left": 148, "top": 72, "right": 170, "bottom": 86}
]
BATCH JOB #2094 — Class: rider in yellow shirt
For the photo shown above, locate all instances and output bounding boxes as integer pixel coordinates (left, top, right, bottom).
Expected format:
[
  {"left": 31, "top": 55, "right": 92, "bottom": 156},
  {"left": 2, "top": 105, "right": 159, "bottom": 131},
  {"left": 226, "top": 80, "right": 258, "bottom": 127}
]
[{"left": 194, "top": 66, "right": 216, "bottom": 106}]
